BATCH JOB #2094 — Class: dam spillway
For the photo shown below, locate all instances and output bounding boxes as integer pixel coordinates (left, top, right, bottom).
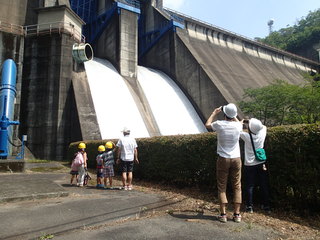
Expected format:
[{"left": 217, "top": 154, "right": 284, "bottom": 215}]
[{"left": 84, "top": 58, "right": 207, "bottom": 139}]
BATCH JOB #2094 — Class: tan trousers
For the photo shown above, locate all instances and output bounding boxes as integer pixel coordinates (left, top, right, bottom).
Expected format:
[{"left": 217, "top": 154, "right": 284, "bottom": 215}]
[{"left": 216, "top": 156, "right": 242, "bottom": 204}]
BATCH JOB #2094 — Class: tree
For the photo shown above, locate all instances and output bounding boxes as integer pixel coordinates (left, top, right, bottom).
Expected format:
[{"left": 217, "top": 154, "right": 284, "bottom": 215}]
[
  {"left": 259, "top": 9, "right": 320, "bottom": 61},
  {"left": 239, "top": 74, "right": 320, "bottom": 126}
]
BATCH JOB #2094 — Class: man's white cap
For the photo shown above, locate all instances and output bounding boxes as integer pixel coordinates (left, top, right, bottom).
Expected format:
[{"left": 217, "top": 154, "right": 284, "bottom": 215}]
[
  {"left": 249, "top": 118, "right": 263, "bottom": 134},
  {"left": 223, "top": 103, "right": 237, "bottom": 118},
  {"left": 122, "top": 127, "right": 130, "bottom": 133}
]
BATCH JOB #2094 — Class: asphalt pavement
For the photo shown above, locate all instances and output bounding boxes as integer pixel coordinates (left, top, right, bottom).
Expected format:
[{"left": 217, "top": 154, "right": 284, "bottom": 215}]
[{"left": 0, "top": 163, "right": 280, "bottom": 240}]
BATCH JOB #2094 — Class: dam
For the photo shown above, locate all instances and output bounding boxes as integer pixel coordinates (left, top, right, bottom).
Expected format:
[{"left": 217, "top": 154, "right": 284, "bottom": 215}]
[
  {"left": 84, "top": 57, "right": 206, "bottom": 138},
  {"left": 0, "top": 0, "right": 319, "bottom": 159}
]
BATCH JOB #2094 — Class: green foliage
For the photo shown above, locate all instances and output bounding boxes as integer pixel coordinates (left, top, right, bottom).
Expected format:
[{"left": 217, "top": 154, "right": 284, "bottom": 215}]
[
  {"left": 135, "top": 134, "right": 217, "bottom": 187},
  {"left": 265, "top": 124, "right": 320, "bottom": 212},
  {"left": 68, "top": 125, "right": 320, "bottom": 212},
  {"left": 259, "top": 8, "right": 320, "bottom": 56},
  {"left": 239, "top": 75, "right": 320, "bottom": 126}
]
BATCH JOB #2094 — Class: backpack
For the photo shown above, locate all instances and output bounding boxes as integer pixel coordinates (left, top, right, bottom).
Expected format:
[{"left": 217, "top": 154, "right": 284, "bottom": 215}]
[{"left": 73, "top": 152, "right": 84, "bottom": 167}]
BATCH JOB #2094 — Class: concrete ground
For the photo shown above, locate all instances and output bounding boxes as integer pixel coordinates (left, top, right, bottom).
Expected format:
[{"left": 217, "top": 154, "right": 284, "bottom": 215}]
[{"left": 0, "top": 162, "right": 280, "bottom": 240}]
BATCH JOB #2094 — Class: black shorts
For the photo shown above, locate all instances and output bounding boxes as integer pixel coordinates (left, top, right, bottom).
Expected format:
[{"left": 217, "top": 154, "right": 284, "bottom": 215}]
[
  {"left": 97, "top": 169, "right": 104, "bottom": 178},
  {"left": 121, "top": 160, "right": 134, "bottom": 172},
  {"left": 70, "top": 170, "right": 78, "bottom": 175}
]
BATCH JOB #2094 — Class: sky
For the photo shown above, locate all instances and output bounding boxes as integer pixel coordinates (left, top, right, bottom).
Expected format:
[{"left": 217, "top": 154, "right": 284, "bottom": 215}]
[{"left": 162, "top": 0, "right": 320, "bottom": 39}]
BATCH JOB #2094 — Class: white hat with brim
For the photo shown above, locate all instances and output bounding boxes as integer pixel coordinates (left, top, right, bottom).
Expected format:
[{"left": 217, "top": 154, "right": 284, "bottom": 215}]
[
  {"left": 222, "top": 103, "right": 237, "bottom": 119},
  {"left": 122, "top": 127, "right": 130, "bottom": 133},
  {"left": 249, "top": 118, "right": 263, "bottom": 134}
]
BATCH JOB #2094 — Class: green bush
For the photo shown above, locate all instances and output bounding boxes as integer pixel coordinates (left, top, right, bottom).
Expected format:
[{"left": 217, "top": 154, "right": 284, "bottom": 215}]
[
  {"left": 68, "top": 124, "right": 320, "bottom": 213},
  {"left": 265, "top": 124, "right": 320, "bottom": 212}
]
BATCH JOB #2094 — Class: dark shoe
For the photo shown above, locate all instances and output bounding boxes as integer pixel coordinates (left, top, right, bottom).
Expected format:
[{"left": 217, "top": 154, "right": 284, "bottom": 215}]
[
  {"left": 246, "top": 206, "right": 253, "bottom": 213},
  {"left": 261, "top": 205, "right": 271, "bottom": 213}
]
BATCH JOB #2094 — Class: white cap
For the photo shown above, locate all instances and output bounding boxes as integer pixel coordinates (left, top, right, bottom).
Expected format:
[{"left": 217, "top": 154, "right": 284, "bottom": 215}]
[
  {"left": 249, "top": 118, "right": 263, "bottom": 134},
  {"left": 223, "top": 103, "right": 237, "bottom": 118},
  {"left": 122, "top": 127, "right": 130, "bottom": 133}
]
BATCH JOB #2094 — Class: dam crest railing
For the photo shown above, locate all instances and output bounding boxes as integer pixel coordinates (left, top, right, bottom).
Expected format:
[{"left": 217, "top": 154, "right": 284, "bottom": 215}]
[{"left": 163, "top": 7, "right": 320, "bottom": 66}]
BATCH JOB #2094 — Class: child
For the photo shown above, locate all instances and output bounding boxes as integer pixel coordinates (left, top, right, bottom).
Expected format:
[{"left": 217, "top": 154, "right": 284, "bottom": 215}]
[
  {"left": 76, "top": 142, "right": 87, "bottom": 187},
  {"left": 70, "top": 158, "right": 79, "bottom": 185},
  {"left": 103, "top": 141, "right": 115, "bottom": 188},
  {"left": 96, "top": 145, "right": 105, "bottom": 188}
]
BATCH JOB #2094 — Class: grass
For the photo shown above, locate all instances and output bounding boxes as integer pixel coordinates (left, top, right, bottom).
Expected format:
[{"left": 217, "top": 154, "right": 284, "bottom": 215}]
[{"left": 38, "top": 233, "right": 54, "bottom": 240}]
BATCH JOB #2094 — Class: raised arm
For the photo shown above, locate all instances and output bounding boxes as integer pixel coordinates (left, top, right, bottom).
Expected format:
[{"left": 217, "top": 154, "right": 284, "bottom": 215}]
[{"left": 205, "top": 106, "right": 222, "bottom": 130}]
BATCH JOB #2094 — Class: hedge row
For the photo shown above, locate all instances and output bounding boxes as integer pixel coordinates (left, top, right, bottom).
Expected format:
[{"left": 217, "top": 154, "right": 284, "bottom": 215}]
[{"left": 68, "top": 124, "right": 320, "bottom": 213}]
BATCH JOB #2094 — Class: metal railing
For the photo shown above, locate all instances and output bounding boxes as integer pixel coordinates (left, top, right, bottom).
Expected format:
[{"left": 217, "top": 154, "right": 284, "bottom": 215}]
[
  {"left": 163, "top": 7, "right": 320, "bottom": 66},
  {"left": 0, "top": 21, "right": 86, "bottom": 42},
  {"left": 24, "top": 22, "right": 86, "bottom": 42},
  {"left": 0, "top": 21, "right": 25, "bottom": 35}
]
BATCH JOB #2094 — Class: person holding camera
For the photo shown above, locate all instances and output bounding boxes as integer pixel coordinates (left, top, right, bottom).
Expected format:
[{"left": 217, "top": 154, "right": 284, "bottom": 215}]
[
  {"left": 240, "top": 118, "right": 270, "bottom": 213},
  {"left": 205, "top": 103, "right": 243, "bottom": 223}
]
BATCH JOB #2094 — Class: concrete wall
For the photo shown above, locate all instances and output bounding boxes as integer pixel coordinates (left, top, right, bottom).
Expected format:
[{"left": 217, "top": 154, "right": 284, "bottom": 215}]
[
  {"left": 20, "top": 33, "right": 83, "bottom": 160},
  {"left": 142, "top": 1, "right": 169, "bottom": 34},
  {"left": 140, "top": 16, "right": 320, "bottom": 121},
  {"left": 25, "top": 0, "right": 41, "bottom": 25},
  {"left": 72, "top": 66, "right": 101, "bottom": 141},
  {"left": 0, "top": 0, "right": 28, "bottom": 26},
  {"left": 95, "top": 13, "right": 120, "bottom": 70},
  {"left": 37, "top": 6, "right": 84, "bottom": 36},
  {"left": 139, "top": 30, "right": 226, "bottom": 120}
]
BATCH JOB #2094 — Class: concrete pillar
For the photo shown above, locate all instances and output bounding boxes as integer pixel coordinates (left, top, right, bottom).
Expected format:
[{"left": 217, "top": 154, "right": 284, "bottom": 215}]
[
  {"left": 118, "top": 9, "right": 139, "bottom": 78},
  {"left": 98, "top": 0, "right": 106, "bottom": 15},
  {"left": 152, "top": 0, "right": 163, "bottom": 9},
  {"left": 20, "top": 33, "right": 81, "bottom": 160}
]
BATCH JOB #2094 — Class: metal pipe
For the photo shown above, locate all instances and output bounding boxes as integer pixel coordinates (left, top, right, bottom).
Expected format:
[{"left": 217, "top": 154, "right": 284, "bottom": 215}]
[
  {"left": 0, "top": 59, "right": 19, "bottom": 158},
  {"left": 72, "top": 43, "right": 94, "bottom": 63},
  {"left": 0, "top": 59, "right": 17, "bottom": 120}
]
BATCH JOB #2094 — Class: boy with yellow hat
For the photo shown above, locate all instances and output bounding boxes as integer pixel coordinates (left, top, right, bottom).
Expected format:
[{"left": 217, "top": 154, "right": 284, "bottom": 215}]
[{"left": 103, "top": 141, "right": 115, "bottom": 188}]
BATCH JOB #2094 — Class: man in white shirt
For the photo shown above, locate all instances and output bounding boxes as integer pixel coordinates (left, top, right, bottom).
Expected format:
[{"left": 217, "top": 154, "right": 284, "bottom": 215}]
[
  {"left": 116, "top": 127, "right": 139, "bottom": 190},
  {"left": 205, "top": 103, "right": 243, "bottom": 223}
]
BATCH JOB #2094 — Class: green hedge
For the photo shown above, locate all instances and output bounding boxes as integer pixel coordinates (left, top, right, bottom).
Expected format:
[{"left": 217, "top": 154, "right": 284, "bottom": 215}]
[
  {"left": 264, "top": 124, "right": 320, "bottom": 212},
  {"left": 68, "top": 124, "right": 320, "bottom": 212}
]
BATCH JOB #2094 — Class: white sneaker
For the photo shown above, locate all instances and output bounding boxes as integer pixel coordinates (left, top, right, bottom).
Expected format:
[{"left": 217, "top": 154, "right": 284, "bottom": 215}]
[{"left": 218, "top": 214, "right": 227, "bottom": 223}]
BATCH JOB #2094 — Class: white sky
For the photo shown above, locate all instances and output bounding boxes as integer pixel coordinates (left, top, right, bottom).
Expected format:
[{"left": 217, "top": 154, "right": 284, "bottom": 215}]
[{"left": 163, "top": 0, "right": 319, "bottom": 39}]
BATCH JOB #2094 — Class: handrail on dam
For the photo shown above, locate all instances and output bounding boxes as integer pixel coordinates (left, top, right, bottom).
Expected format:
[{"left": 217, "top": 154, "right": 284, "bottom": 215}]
[
  {"left": 0, "top": 21, "right": 86, "bottom": 42},
  {"left": 24, "top": 22, "right": 86, "bottom": 42},
  {"left": 163, "top": 7, "right": 320, "bottom": 67},
  {"left": 0, "top": 21, "right": 25, "bottom": 36}
]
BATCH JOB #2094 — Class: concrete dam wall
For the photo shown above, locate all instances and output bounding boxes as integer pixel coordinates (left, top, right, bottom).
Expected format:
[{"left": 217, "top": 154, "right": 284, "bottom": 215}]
[{"left": 140, "top": 10, "right": 319, "bottom": 119}]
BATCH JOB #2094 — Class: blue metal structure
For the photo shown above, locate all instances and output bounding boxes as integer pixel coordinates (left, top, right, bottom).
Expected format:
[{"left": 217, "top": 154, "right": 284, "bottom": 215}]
[
  {"left": 68, "top": 0, "right": 183, "bottom": 57},
  {"left": 70, "top": 0, "right": 140, "bottom": 43},
  {"left": 0, "top": 59, "right": 19, "bottom": 159},
  {"left": 138, "top": 19, "right": 183, "bottom": 58}
]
